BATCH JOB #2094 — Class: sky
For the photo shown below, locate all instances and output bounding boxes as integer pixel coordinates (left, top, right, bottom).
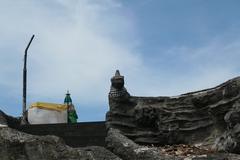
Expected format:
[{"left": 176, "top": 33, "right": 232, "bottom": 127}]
[{"left": 1, "top": 0, "right": 240, "bottom": 121}]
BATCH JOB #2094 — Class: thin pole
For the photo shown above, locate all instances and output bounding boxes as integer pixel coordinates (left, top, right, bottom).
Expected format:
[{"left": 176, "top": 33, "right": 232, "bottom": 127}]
[{"left": 21, "top": 35, "right": 35, "bottom": 125}]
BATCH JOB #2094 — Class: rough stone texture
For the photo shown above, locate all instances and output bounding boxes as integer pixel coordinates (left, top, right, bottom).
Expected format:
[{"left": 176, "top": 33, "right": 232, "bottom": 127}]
[
  {"left": 0, "top": 110, "right": 21, "bottom": 128},
  {"left": 0, "top": 110, "right": 107, "bottom": 148},
  {"left": 106, "top": 128, "right": 179, "bottom": 160},
  {"left": 213, "top": 105, "right": 240, "bottom": 153},
  {"left": 106, "top": 128, "right": 240, "bottom": 160},
  {"left": 106, "top": 70, "right": 240, "bottom": 154},
  {"left": 0, "top": 126, "right": 121, "bottom": 160},
  {"left": 0, "top": 110, "right": 7, "bottom": 126}
]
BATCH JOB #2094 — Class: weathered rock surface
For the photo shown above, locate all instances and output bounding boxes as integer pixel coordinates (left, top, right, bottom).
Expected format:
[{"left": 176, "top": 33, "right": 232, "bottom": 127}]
[
  {"left": 213, "top": 105, "right": 240, "bottom": 153},
  {"left": 0, "top": 110, "right": 20, "bottom": 128},
  {"left": 106, "top": 70, "right": 240, "bottom": 154},
  {"left": 106, "top": 128, "right": 240, "bottom": 160},
  {"left": 106, "top": 128, "right": 179, "bottom": 160},
  {"left": 0, "top": 125, "right": 121, "bottom": 160}
]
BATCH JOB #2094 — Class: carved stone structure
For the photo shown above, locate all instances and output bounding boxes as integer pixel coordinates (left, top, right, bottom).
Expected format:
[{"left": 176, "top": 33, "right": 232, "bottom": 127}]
[
  {"left": 109, "top": 70, "right": 130, "bottom": 99},
  {"left": 106, "top": 70, "right": 240, "bottom": 154}
]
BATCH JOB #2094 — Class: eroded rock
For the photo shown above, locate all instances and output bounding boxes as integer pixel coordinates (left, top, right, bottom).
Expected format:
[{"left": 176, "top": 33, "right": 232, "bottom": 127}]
[
  {"left": 213, "top": 102, "right": 240, "bottom": 153},
  {"left": 0, "top": 110, "right": 21, "bottom": 128},
  {"left": 0, "top": 126, "right": 121, "bottom": 160},
  {"left": 106, "top": 70, "right": 240, "bottom": 154},
  {"left": 106, "top": 128, "right": 178, "bottom": 160},
  {"left": 106, "top": 128, "right": 240, "bottom": 160}
]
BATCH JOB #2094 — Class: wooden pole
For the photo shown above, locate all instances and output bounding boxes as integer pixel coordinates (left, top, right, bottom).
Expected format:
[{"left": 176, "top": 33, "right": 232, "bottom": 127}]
[{"left": 21, "top": 35, "right": 34, "bottom": 125}]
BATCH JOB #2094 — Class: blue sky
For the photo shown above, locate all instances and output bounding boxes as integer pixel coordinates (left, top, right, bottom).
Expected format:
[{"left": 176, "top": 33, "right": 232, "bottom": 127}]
[{"left": 0, "top": 0, "right": 240, "bottom": 121}]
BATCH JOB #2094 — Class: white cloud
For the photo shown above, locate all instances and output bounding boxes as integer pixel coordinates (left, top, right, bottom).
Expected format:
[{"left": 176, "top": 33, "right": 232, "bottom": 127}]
[
  {"left": 129, "top": 35, "right": 240, "bottom": 97},
  {"left": 0, "top": 0, "right": 143, "bottom": 119}
]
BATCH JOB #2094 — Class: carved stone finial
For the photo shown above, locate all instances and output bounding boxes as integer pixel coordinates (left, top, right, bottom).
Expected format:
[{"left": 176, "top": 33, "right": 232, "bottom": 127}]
[
  {"left": 115, "top": 70, "right": 121, "bottom": 76},
  {"left": 109, "top": 70, "right": 129, "bottom": 99},
  {"left": 111, "top": 70, "right": 124, "bottom": 82}
]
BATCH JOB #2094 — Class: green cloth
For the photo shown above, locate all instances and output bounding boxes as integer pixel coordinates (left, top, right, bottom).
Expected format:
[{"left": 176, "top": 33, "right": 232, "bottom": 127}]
[{"left": 68, "top": 110, "right": 78, "bottom": 123}]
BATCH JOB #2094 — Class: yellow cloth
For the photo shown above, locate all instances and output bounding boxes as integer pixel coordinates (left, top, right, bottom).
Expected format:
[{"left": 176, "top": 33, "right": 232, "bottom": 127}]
[{"left": 30, "top": 102, "right": 68, "bottom": 111}]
